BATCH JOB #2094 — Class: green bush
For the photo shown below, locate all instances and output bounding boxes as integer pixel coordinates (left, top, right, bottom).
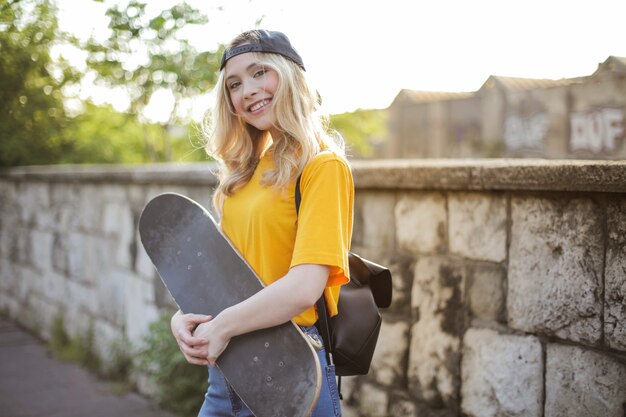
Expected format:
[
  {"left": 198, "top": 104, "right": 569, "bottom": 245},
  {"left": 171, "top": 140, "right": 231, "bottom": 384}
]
[
  {"left": 137, "top": 312, "right": 208, "bottom": 417},
  {"left": 50, "top": 314, "right": 101, "bottom": 374}
]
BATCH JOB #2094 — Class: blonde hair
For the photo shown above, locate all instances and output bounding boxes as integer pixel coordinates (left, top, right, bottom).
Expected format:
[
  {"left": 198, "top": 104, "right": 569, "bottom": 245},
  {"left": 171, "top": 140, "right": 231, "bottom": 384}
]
[{"left": 203, "top": 33, "right": 344, "bottom": 214}]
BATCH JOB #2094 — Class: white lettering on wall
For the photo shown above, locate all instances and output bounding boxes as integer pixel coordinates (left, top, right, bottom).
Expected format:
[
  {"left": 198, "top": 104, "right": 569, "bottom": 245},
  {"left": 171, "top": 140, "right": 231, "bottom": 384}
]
[
  {"left": 570, "top": 108, "right": 624, "bottom": 153},
  {"left": 504, "top": 113, "right": 549, "bottom": 150}
]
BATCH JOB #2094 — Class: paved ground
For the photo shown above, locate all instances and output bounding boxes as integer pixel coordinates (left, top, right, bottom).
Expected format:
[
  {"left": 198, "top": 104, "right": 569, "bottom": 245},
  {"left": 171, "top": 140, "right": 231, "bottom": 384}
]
[{"left": 0, "top": 317, "right": 179, "bottom": 417}]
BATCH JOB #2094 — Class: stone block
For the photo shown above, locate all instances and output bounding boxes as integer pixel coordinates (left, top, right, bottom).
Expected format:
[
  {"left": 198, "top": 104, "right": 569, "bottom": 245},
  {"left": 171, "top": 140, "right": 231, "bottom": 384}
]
[
  {"left": 0, "top": 292, "right": 20, "bottom": 317},
  {"left": 341, "top": 407, "right": 360, "bottom": 417},
  {"left": 64, "top": 302, "right": 92, "bottom": 338},
  {"left": 461, "top": 328, "right": 543, "bottom": 417},
  {"left": 508, "top": 196, "right": 603, "bottom": 344},
  {"left": 93, "top": 318, "right": 125, "bottom": 364},
  {"left": 395, "top": 192, "right": 446, "bottom": 254},
  {"left": 0, "top": 203, "right": 20, "bottom": 260},
  {"left": 78, "top": 185, "right": 103, "bottom": 232},
  {"left": 370, "top": 319, "right": 410, "bottom": 386},
  {"left": 102, "top": 201, "right": 135, "bottom": 268},
  {"left": 17, "top": 183, "right": 49, "bottom": 226},
  {"left": 359, "top": 383, "right": 389, "bottom": 417},
  {"left": 67, "top": 232, "right": 86, "bottom": 279},
  {"left": 545, "top": 344, "right": 626, "bottom": 417},
  {"left": 0, "top": 261, "right": 13, "bottom": 292},
  {"left": 29, "top": 293, "right": 60, "bottom": 340},
  {"left": 100, "top": 185, "right": 127, "bottom": 204},
  {"left": 18, "top": 266, "right": 41, "bottom": 301},
  {"left": 408, "top": 256, "right": 464, "bottom": 407},
  {"left": 355, "top": 192, "right": 396, "bottom": 253},
  {"left": 41, "top": 271, "right": 68, "bottom": 303},
  {"left": 14, "top": 226, "right": 33, "bottom": 265},
  {"left": 390, "top": 398, "right": 417, "bottom": 417},
  {"left": 125, "top": 275, "right": 160, "bottom": 344},
  {"left": 136, "top": 240, "right": 157, "bottom": 280},
  {"left": 605, "top": 198, "right": 626, "bottom": 351},
  {"left": 467, "top": 263, "right": 505, "bottom": 321},
  {"left": 102, "top": 201, "right": 129, "bottom": 235},
  {"left": 49, "top": 184, "right": 80, "bottom": 231},
  {"left": 0, "top": 180, "right": 17, "bottom": 203},
  {"left": 96, "top": 269, "right": 127, "bottom": 327},
  {"left": 82, "top": 236, "right": 115, "bottom": 285},
  {"left": 449, "top": 192, "right": 507, "bottom": 262},
  {"left": 51, "top": 232, "right": 69, "bottom": 275},
  {"left": 66, "top": 280, "right": 96, "bottom": 316},
  {"left": 31, "top": 230, "right": 53, "bottom": 273},
  {"left": 386, "top": 257, "right": 413, "bottom": 313}
]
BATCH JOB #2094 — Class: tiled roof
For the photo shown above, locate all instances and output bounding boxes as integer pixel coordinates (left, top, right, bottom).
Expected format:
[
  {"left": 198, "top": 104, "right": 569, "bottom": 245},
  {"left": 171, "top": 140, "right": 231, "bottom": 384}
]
[
  {"left": 393, "top": 89, "right": 473, "bottom": 105},
  {"left": 593, "top": 56, "right": 626, "bottom": 75},
  {"left": 390, "top": 56, "right": 623, "bottom": 107},
  {"left": 480, "top": 75, "right": 582, "bottom": 92}
]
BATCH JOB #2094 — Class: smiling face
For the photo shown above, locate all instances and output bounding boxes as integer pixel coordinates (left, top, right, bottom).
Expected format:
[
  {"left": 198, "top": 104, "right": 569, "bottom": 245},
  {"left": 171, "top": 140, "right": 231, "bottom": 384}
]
[{"left": 224, "top": 52, "right": 281, "bottom": 138}]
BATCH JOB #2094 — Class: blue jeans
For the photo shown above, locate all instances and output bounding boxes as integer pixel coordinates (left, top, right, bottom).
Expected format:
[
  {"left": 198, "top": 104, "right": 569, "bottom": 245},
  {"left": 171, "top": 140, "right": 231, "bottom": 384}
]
[{"left": 197, "top": 326, "right": 341, "bottom": 417}]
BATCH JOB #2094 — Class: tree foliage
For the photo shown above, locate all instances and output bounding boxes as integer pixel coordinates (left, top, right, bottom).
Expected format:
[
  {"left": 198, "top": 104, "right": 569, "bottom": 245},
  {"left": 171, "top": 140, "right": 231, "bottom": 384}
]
[
  {"left": 0, "top": 0, "right": 79, "bottom": 167},
  {"left": 0, "top": 0, "right": 386, "bottom": 167},
  {"left": 330, "top": 108, "right": 388, "bottom": 158},
  {"left": 84, "top": 0, "right": 220, "bottom": 161},
  {"left": 60, "top": 102, "right": 209, "bottom": 164}
]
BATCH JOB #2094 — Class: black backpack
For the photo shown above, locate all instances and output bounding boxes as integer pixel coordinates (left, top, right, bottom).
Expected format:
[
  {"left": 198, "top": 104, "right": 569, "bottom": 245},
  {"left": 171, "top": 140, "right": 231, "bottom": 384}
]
[{"left": 295, "top": 175, "right": 392, "bottom": 377}]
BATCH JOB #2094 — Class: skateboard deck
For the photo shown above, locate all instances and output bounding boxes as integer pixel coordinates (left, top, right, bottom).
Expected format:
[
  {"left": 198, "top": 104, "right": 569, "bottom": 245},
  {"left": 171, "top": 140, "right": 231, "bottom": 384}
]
[{"left": 138, "top": 193, "right": 321, "bottom": 417}]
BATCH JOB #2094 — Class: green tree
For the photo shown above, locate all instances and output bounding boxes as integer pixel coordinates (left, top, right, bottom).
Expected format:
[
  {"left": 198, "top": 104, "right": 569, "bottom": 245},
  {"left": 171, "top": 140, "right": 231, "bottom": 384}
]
[
  {"left": 61, "top": 102, "right": 209, "bottom": 164},
  {"left": 330, "top": 109, "right": 388, "bottom": 158},
  {"left": 0, "top": 0, "right": 79, "bottom": 167},
  {"left": 84, "top": 0, "right": 221, "bottom": 162}
]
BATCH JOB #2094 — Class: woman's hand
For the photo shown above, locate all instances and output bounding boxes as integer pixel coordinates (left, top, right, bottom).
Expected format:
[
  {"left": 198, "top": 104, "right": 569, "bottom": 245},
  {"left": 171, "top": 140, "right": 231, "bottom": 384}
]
[
  {"left": 170, "top": 310, "right": 212, "bottom": 366},
  {"left": 193, "top": 318, "right": 231, "bottom": 367}
]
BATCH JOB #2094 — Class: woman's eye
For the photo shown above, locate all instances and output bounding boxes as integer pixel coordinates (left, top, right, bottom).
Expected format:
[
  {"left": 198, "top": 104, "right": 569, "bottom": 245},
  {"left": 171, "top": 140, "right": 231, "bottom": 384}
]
[
  {"left": 254, "top": 69, "right": 266, "bottom": 78},
  {"left": 229, "top": 81, "right": 241, "bottom": 90}
]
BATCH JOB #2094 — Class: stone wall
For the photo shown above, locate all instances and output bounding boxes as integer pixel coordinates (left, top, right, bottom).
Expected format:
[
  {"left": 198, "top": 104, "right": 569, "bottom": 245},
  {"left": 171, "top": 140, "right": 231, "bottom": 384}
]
[{"left": 1, "top": 160, "right": 625, "bottom": 417}]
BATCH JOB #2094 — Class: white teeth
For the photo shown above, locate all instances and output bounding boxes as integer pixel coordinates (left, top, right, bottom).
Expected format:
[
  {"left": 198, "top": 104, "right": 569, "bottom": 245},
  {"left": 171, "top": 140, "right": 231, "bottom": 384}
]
[{"left": 250, "top": 99, "right": 269, "bottom": 112}]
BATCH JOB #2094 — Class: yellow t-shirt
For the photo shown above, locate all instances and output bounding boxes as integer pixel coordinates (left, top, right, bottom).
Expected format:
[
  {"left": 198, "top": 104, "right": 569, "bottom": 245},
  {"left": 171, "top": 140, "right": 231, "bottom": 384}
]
[{"left": 220, "top": 150, "right": 354, "bottom": 326}]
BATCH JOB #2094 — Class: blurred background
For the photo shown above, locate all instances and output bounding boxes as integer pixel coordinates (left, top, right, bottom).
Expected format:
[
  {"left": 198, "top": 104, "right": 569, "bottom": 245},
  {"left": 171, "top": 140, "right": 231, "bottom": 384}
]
[{"left": 2, "top": 0, "right": 626, "bottom": 167}]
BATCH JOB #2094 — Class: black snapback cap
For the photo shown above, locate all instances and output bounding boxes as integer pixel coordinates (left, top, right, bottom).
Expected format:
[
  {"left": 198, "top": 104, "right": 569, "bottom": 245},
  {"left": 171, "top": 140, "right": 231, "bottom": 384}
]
[{"left": 220, "top": 30, "right": 305, "bottom": 71}]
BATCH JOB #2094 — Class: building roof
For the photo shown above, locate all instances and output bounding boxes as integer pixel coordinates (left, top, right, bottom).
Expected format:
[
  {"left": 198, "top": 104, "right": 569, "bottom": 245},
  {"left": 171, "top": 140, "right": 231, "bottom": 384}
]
[
  {"left": 389, "top": 56, "right": 623, "bottom": 108},
  {"left": 592, "top": 56, "right": 626, "bottom": 76},
  {"left": 391, "top": 89, "right": 473, "bottom": 106},
  {"left": 479, "top": 75, "right": 581, "bottom": 92}
]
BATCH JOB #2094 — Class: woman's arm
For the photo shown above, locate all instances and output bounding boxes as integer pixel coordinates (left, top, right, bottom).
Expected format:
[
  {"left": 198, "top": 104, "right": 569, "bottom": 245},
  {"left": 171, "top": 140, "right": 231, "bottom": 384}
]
[{"left": 193, "top": 263, "right": 329, "bottom": 366}]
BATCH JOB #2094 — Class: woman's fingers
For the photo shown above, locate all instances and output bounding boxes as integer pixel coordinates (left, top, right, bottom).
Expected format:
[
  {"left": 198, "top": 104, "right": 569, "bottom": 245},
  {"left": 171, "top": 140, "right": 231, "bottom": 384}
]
[
  {"left": 183, "top": 353, "right": 209, "bottom": 366},
  {"left": 178, "top": 329, "right": 209, "bottom": 347}
]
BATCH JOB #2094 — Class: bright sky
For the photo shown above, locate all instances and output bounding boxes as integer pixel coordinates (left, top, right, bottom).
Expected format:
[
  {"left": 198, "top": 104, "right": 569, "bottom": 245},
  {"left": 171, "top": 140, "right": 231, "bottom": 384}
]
[{"left": 57, "top": 0, "right": 626, "bottom": 117}]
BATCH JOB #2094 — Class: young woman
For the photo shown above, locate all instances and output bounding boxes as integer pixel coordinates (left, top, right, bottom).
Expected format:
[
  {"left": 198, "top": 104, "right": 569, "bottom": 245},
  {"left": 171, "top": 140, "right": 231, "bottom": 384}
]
[{"left": 170, "top": 29, "right": 353, "bottom": 417}]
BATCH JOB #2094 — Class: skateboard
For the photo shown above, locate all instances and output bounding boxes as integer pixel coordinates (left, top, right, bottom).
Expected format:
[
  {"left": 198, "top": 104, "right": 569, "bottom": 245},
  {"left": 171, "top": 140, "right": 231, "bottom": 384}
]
[{"left": 138, "top": 193, "right": 321, "bottom": 417}]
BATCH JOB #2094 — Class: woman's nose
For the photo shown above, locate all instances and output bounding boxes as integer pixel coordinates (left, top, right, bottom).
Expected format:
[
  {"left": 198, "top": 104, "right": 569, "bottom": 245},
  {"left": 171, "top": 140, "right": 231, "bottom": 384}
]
[{"left": 243, "top": 81, "right": 258, "bottom": 99}]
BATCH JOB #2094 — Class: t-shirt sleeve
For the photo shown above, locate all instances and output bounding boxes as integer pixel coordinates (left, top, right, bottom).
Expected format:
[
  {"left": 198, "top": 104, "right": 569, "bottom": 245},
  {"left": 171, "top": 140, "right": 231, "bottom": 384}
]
[{"left": 290, "top": 154, "right": 354, "bottom": 287}]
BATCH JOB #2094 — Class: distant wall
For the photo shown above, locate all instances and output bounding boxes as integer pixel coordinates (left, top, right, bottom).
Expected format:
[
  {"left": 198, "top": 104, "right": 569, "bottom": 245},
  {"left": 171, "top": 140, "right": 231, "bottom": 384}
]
[
  {"left": 387, "top": 57, "right": 626, "bottom": 160},
  {"left": 1, "top": 160, "right": 625, "bottom": 417}
]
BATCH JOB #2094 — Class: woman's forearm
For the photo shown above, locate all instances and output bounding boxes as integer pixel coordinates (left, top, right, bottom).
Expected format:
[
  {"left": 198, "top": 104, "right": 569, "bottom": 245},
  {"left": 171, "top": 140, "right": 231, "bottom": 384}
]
[{"left": 214, "top": 263, "right": 329, "bottom": 338}]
